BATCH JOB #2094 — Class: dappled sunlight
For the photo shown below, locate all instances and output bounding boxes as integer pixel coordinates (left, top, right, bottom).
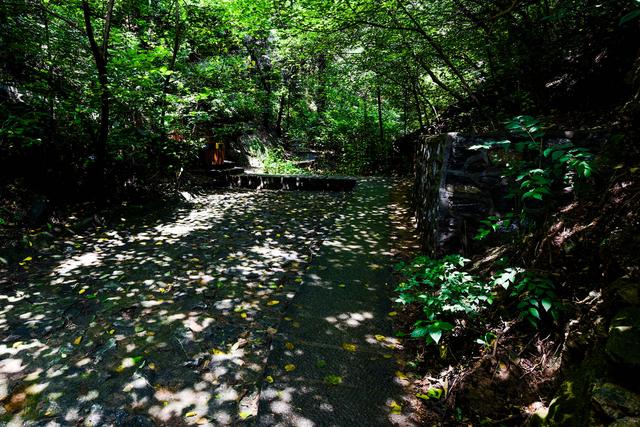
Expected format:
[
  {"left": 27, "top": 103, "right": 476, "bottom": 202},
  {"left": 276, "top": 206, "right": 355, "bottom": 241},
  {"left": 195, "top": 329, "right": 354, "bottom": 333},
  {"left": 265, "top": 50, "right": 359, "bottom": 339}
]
[
  {"left": 1, "top": 178, "right": 419, "bottom": 426},
  {"left": 1, "top": 186, "right": 347, "bottom": 424},
  {"left": 255, "top": 178, "right": 418, "bottom": 426}
]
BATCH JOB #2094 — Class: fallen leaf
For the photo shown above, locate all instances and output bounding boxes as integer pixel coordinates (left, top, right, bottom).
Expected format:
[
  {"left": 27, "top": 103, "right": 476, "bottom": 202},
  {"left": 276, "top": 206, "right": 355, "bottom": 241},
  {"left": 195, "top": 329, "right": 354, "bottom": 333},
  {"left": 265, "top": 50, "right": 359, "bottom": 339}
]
[
  {"left": 284, "top": 364, "right": 296, "bottom": 372},
  {"left": 265, "top": 375, "right": 274, "bottom": 384},
  {"left": 267, "top": 300, "right": 280, "bottom": 306},
  {"left": 210, "top": 348, "right": 226, "bottom": 356},
  {"left": 342, "top": 343, "right": 357, "bottom": 352},
  {"left": 240, "top": 312, "right": 248, "bottom": 319},
  {"left": 239, "top": 411, "right": 252, "bottom": 420},
  {"left": 185, "top": 411, "right": 197, "bottom": 417},
  {"left": 285, "top": 342, "right": 294, "bottom": 350},
  {"left": 324, "top": 375, "right": 343, "bottom": 385},
  {"left": 388, "top": 400, "right": 402, "bottom": 414},
  {"left": 388, "top": 311, "right": 398, "bottom": 317},
  {"left": 78, "top": 289, "right": 86, "bottom": 295},
  {"left": 338, "top": 284, "right": 346, "bottom": 288},
  {"left": 395, "top": 371, "right": 408, "bottom": 380},
  {"left": 73, "top": 336, "right": 82, "bottom": 345},
  {"left": 374, "top": 334, "right": 386, "bottom": 342}
]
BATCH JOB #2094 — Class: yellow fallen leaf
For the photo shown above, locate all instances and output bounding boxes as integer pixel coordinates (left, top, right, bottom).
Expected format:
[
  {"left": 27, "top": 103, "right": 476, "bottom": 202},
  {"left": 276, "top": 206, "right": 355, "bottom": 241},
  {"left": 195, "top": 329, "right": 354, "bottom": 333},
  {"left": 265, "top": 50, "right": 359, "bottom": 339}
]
[
  {"left": 108, "top": 329, "right": 115, "bottom": 335},
  {"left": 395, "top": 371, "right": 408, "bottom": 380},
  {"left": 285, "top": 342, "right": 294, "bottom": 350},
  {"left": 374, "top": 334, "right": 386, "bottom": 342},
  {"left": 383, "top": 354, "right": 393, "bottom": 359},
  {"left": 239, "top": 411, "right": 252, "bottom": 420},
  {"left": 185, "top": 411, "right": 197, "bottom": 417},
  {"left": 148, "top": 363, "right": 156, "bottom": 370},
  {"left": 210, "top": 348, "right": 226, "bottom": 356},
  {"left": 267, "top": 300, "right": 280, "bottom": 306},
  {"left": 240, "top": 312, "right": 247, "bottom": 319},
  {"left": 388, "top": 311, "right": 398, "bottom": 317},
  {"left": 73, "top": 336, "right": 82, "bottom": 345},
  {"left": 265, "top": 375, "right": 274, "bottom": 384},
  {"left": 338, "top": 284, "right": 346, "bottom": 288},
  {"left": 284, "top": 317, "right": 292, "bottom": 321},
  {"left": 388, "top": 400, "right": 402, "bottom": 414},
  {"left": 284, "top": 364, "right": 296, "bottom": 372},
  {"left": 294, "top": 278, "right": 303, "bottom": 283},
  {"left": 324, "top": 374, "right": 342, "bottom": 385},
  {"left": 78, "top": 289, "right": 86, "bottom": 295},
  {"left": 342, "top": 343, "right": 357, "bottom": 352}
]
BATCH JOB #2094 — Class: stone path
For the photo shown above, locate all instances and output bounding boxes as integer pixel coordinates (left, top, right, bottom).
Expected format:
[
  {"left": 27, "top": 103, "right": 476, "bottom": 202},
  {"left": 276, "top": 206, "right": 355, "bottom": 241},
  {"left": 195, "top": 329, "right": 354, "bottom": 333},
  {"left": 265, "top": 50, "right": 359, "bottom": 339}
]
[
  {"left": 256, "top": 178, "right": 417, "bottom": 427},
  {"left": 0, "top": 179, "right": 416, "bottom": 426}
]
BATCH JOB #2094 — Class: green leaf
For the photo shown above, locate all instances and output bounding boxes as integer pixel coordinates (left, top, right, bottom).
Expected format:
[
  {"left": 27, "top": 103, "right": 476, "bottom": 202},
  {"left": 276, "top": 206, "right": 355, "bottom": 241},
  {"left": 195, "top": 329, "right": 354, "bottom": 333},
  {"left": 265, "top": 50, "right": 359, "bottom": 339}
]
[
  {"left": 429, "top": 330, "right": 443, "bottom": 344},
  {"left": 528, "top": 307, "right": 541, "bottom": 319},
  {"left": 541, "top": 298, "right": 552, "bottom": 312},
  {"left": 620, "top": 9, "right": 640, "bottom": 25}
]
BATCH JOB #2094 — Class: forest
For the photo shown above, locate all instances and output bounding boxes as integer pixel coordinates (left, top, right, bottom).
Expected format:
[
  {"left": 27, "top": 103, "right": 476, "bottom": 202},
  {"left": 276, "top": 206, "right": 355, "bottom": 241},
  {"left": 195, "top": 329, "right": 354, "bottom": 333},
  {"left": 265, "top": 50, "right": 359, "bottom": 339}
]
[{"left": 1, "top": 0, "right": 640, "bottom": 425}]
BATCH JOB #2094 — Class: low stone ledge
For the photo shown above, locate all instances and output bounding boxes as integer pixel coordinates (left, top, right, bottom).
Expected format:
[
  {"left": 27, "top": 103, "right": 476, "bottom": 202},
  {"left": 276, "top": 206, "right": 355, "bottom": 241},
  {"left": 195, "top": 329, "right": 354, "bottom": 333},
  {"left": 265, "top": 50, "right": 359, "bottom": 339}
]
[{"left": 229, "top": 173, "right": 357, "bottom": 191}]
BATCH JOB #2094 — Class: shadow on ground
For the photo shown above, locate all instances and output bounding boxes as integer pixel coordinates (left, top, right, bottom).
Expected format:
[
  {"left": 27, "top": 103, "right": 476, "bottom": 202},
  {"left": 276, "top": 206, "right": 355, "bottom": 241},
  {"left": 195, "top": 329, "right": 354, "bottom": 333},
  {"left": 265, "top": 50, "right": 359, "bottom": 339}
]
[
  {"left": 255, "top": 178, "right": 419, "bottom": 427},
  {"left": 1, "top": 188, "right": 347, "bottom": 426}
]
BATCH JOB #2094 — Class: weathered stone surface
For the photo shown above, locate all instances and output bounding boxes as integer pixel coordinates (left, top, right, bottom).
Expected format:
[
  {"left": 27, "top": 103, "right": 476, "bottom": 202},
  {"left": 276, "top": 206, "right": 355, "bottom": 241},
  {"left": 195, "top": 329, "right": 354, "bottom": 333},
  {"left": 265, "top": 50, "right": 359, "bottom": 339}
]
[
  {"left": 606, "top": 308, "right": 640, "bottom": 368},
  {"left": 592, "top": 383, "right": 640, "bottom": 419},
  {"left": 414, "top": 132, "right": 506, "bottom": 255}
]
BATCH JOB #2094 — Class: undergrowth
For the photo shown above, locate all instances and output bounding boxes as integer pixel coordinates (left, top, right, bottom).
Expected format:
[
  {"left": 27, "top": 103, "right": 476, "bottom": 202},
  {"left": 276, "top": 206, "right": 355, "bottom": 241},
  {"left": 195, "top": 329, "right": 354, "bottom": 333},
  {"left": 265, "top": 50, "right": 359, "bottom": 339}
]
[{"left": 394, "top": 255, "right": 561, "bottom": 347}]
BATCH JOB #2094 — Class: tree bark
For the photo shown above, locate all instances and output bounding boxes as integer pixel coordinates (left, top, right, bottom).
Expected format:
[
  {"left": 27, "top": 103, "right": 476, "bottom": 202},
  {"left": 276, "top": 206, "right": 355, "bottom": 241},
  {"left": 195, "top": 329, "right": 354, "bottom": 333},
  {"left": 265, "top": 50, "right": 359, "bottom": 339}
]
[
  {"left": 376, "top": 86, "right": 384, "bottom": 146},
  {"left": 81, "top": 0, "right": 115, "bottom": 205},
  {"left": 160, "top": 0, "right": 182, "bottom": 134}
]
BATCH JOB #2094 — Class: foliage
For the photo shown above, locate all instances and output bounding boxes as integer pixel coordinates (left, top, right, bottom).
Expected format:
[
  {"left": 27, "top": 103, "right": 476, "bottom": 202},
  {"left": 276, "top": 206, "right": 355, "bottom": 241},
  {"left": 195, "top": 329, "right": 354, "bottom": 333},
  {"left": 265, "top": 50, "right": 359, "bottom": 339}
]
[
  {"left": 2, "top": 0, "right": 632, "bottom": 200},
  {"left": 472, "top": 115, "right": 595, "bottom": 240},
  {"left": 492, "top": 268, "right": 560, "bottom": 327},
  {"left": 395, "top": 255, "right": 493, "bottom": 344},
  {"left": 395, "top": 255, "right": 560, "bottom": 345}
]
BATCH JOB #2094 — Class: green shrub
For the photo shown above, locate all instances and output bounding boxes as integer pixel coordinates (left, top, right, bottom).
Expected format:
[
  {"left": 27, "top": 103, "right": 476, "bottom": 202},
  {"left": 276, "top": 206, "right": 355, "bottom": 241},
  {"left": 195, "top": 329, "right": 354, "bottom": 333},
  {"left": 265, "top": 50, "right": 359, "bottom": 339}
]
[{"left": 395, "top": 255, "right": 561, "bottom": 345}]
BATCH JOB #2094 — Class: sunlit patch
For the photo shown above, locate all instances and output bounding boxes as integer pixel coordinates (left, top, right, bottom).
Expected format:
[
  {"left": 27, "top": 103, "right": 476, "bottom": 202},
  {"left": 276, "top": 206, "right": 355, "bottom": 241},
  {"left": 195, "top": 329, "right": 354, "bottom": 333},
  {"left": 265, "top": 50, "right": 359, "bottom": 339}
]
[
  {"left": 54, "top": 251, "right": 101, "bottom": 275},
  {"left": 0, "top": 358, "right": 26, "bottom": 374}
]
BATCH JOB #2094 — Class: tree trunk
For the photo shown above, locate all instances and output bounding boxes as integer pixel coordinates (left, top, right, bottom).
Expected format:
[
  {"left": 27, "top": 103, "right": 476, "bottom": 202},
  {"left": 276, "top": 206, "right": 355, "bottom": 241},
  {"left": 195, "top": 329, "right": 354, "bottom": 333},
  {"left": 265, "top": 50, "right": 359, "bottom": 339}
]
[
  {"left": 81, "top": 0, "right": 115, "bottom": 206},
  {"left": 376, "top": 86, "right": 384, "bottom": 146},
  {"left": 160, "top": 0, "right": 182, "bottom": 134}
]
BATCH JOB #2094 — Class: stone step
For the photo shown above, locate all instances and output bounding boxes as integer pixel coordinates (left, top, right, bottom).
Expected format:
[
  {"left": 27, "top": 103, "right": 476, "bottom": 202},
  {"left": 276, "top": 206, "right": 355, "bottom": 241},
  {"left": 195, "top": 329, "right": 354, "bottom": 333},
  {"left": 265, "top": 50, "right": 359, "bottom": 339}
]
[
  {"left": 206, "top": 167, "right": 245, "bottom": 178},
  {"left": 229, "top": 173, "right": 357, "bottom": 191}
]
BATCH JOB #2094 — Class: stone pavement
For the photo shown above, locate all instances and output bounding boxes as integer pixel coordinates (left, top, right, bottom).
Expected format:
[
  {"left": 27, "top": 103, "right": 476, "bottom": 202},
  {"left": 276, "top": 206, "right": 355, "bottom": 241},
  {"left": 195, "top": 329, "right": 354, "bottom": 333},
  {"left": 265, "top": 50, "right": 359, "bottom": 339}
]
[
  {"left": 256, "top": 178, "right": 417, "bottom": 427},
  {"left": 0, "top": 179, "right": 417, "bottom": 426}
]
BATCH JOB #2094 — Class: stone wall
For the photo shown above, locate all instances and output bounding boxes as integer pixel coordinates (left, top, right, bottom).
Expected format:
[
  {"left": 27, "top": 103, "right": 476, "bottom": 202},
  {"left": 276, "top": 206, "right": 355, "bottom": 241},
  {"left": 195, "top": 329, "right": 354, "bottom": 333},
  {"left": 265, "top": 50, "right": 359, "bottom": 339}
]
[{"left": 415, "top": 132, "right": 505, "bottom": 256}]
